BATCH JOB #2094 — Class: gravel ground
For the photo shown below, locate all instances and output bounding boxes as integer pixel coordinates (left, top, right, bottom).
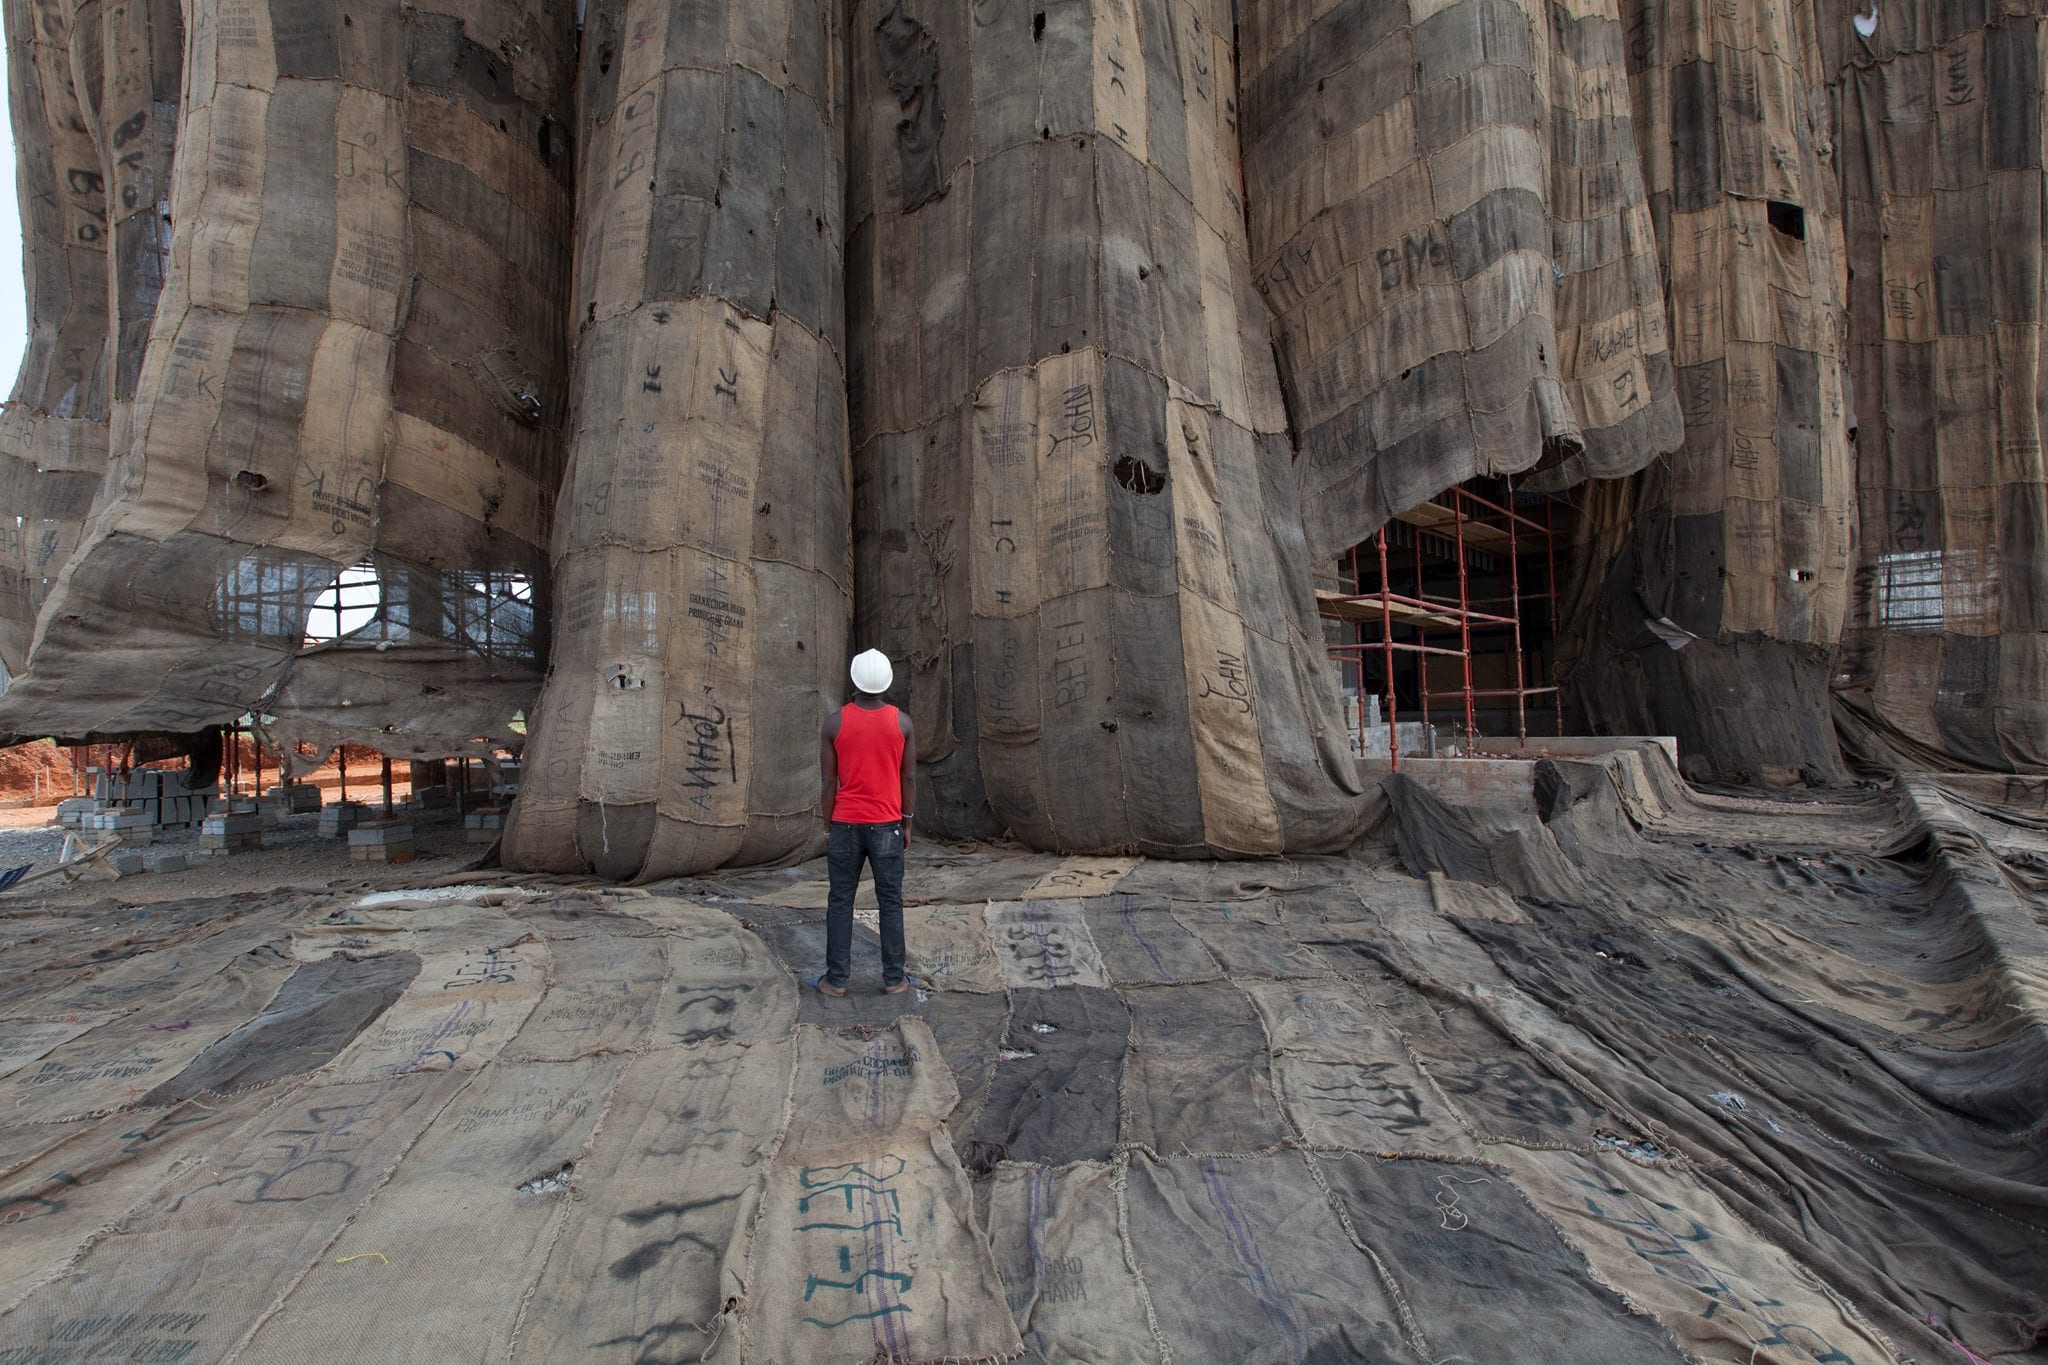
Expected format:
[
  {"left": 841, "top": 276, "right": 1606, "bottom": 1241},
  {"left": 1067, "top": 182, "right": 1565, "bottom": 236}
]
[
  {"left": 0, "top": 821, "right": 68, "bottom": 872},
  {"left": 0, "top": 802, "right": 498, "bottom": 911}
]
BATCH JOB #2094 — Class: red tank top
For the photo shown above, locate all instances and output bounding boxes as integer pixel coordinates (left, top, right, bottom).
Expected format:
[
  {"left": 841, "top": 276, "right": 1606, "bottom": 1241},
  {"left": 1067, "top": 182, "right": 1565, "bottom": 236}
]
[{"left": 832, "top": 703, "right": 905, "bottom": 822}]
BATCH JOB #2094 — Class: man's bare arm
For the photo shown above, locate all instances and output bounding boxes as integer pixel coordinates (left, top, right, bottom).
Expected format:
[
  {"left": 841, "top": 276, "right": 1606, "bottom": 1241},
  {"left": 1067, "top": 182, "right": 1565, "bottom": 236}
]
[
  {"left": 899, "top": 712, "right": 916, "bottom": 846},
  {"left": 819, "top": 711, "right": 840, "bottom": 824}
]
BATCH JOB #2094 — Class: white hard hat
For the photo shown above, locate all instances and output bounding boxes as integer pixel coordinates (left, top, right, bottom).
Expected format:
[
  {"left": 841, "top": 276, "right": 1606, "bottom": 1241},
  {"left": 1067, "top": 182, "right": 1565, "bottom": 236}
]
[{"left": 850, "top": 648, "right": 893, "bottom": 694}]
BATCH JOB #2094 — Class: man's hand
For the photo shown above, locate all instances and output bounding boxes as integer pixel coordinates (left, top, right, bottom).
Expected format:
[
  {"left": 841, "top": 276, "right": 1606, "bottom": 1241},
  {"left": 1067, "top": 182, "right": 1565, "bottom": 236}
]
[{"left": 901, "top": 818, "right": 912, "bottom": 850}]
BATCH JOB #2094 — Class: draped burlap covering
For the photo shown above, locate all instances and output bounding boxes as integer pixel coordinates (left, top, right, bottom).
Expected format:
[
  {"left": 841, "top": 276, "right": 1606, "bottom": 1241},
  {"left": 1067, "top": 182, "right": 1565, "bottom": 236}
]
[
  {"left": 0, "top": 1, "right": 577, "bottom": 758},
  {"left": 499, "top": 0, "right": 851, "bottom": 878},
  {"left": 0, "top": 0, "right": 179, "bottom": 672},
  {"left": 842, "top": 0, "right": 1367, "bottom": 854},
  {"left": 3, "top": 0, "right": 2045, "bottom": 863},
  {"left": 1237, "top": 0, "right": 1685, "bottom": 560},
  {"left": 1826, "top": 3, "right": 2048, "bottom": 774},
  {"left": 1562, "top": 0, "right": 1860, "bottom": 783},
  {"left": 1, "top": 756, "right": 2044, "bottom": 1358}
]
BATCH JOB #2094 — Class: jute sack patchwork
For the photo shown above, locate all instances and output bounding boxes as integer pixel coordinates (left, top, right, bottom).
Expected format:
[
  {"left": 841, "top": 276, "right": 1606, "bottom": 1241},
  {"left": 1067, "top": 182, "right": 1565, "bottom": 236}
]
[
  {"left": 844, "top": 0, "right": 1367, "bottom": 855},
  {"left": 503, "top": 0, "right": 851, "bottom": 879}
]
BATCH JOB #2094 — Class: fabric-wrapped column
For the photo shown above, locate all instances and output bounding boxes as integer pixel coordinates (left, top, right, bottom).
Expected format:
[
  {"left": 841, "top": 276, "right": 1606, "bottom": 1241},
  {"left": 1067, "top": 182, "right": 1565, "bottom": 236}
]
[
  {"left": 1828, "top": 4, "right": 2048, "bottom": 772},
  {"left": 1237, "top": 0, "right": 1684, "bottom": 560},
  {"left": 0, "top": 2, "right": 579, "bottom": 759},
  {"left": 0, "top": 0, "right": 181, "bottom": 672},
  {"left": 846, "top": 0, "right": 1366, "bottom": 854},
  {"left": 1568, "top": 0, "right": 1856, "bottom": 783},
  {"left": 503, "top": 0, "right": 851, "bottom": 877}
]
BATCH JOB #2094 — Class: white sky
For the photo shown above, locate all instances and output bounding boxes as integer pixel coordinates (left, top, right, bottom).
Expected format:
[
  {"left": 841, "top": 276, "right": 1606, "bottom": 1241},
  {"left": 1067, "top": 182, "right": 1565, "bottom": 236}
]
[{"left": 0, "top": 46, "right": 24, "bottom": 386}]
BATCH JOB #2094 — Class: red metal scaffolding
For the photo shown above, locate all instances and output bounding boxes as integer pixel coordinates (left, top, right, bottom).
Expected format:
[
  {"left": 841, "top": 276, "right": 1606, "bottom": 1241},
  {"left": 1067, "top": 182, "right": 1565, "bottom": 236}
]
[{"left": 1319, "top": 477, "right": 1565, "bottom": 771}]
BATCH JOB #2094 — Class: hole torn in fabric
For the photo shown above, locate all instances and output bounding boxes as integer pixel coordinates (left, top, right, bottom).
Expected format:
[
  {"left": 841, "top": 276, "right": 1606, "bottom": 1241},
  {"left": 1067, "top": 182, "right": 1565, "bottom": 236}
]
[
  {"left": 518, "top": 1161, "right": 574, "bottom": 1195},
  {"left": 1114, "top": 457, "right": 1166, "bottom": 495}
]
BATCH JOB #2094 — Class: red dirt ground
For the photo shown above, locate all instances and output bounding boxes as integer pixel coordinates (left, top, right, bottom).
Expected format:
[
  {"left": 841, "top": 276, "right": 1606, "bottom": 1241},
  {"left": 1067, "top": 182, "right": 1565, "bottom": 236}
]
[{"left": 0, "top": 739, "right": 428, "bottom": 806}]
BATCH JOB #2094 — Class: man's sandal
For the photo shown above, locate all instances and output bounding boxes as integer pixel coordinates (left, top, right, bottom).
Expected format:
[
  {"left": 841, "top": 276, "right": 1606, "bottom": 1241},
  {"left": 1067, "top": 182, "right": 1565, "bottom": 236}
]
[
  {"left": 881, "top": 977, "right": 914, "bottom": 995},
  {"left": 810, "top": 974, "right": 848, "bottom": 997}
]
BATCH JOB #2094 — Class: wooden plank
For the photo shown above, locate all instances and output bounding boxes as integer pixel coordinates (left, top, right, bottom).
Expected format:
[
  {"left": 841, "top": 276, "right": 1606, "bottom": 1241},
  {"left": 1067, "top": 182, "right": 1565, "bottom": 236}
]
[
  {"left": 1392, "top": 500, "right": 1514, "bottom": 548},
  {"left": 1314, "top": 589, "right": 1464, "bottom": 630}
]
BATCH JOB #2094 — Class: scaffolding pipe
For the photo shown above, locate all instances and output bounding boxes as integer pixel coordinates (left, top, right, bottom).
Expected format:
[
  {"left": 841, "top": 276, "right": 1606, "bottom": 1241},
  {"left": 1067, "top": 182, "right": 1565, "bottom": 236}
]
[
  {"left": 1453, "top": 492, "right": 1477, "bottom": 749},
  {"left": 1349, "top": 542, "right": 1364, "bottom": 755},
  {"left": 1378, "top": 529, "right": 1398, "bottom": 771},
  {"left": 1413, "top": 511, "right": 1429, "bottom": 751},
  {"left": 1545, "top": 492, "right": 1563, "bottom": 738},
  {"left": 1321, "top": 480, "right": 1566, "bottom": 761},
  {"left": 1506, "top": 478, "right": 1528, "bottom": 744}
]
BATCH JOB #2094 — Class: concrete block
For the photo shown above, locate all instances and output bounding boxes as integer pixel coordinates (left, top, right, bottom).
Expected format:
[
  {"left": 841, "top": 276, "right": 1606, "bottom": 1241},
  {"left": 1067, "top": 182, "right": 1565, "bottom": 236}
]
[
  {"left": 349, "top": 820, "right": 416, "bottom": 848},
  {"left": 146, "top": 852, "right": 188, "bottom": 874},
  {"left": 198, "top": 809, "right": 263, "bottom": 853},
  {"left": 319, "top": 802, "right": 372, "bottom": 836},
  {"left": 349, "top": 821, "right": 419, "bottom": 863},
  {"left": 269, "top": 783, "right": 322, "bottom": 814},
  {"left": 110, "top": 852, "right": 146, "bottom": 876},
  {"left": 464, "top": 805, "right": 507, "bottom": 843},
  {"left": 92, "top": 809, "right": 154, "bottom": 829}
]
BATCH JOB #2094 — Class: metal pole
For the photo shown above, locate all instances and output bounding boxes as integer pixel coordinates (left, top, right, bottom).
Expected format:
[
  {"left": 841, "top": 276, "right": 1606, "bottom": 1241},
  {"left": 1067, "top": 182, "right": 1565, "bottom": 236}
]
[
  {"left": 1378, "top": 528, "right": 1398, "bottom": 771},
  {"left": 1506, "top": 477, "right": 1528, "bottom": 745},
  {"left": 1350, "top": 541, "right": 1364, "bottom": 754},
  {"left": 339, "top": 745, "right": 348, "bottom": 805},
  {"left": 1454, "top": 489, "right": 1476, "bottom": 751},
  {"left": 1412, "top": 517, "right": 1429, "bottom": 752},
  {"left": 1545, "top": 493, "right": 1563, "bottom": 738},
  {"left": 380, "top": 755, "right": 394, "bottom": 816}
]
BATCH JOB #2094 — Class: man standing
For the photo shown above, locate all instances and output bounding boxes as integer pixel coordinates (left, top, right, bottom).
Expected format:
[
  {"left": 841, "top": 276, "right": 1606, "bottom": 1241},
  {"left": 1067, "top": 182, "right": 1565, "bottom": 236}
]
[{"left": 815, "top": 649, "right": 916, "bottom": 996}]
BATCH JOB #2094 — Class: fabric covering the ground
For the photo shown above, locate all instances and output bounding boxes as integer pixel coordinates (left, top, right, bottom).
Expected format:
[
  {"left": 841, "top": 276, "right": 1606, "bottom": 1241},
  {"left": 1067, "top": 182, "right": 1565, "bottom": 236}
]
[{"left": 0, "top": 745, "right": 2042, "bottom": 1361}]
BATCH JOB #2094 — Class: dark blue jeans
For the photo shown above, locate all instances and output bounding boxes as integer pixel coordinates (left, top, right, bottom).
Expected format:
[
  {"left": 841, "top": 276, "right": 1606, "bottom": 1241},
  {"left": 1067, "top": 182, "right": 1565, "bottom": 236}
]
[{"left": 825, "top": 820, "right": 906, "bottom": 988}]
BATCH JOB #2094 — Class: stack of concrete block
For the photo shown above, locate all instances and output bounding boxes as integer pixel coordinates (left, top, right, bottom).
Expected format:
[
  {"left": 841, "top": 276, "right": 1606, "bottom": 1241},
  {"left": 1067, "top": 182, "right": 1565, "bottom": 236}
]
[
  {"left": 85, "top": 807, "right": 156, "bottom": 843},
  {"left": 119, "top": 767, "right": 215, "bottom": 830},
  {"left": 319, "top": 802, "right": 372, "bottom": 837},
  {"left": 269, "top": 783, "right": 321, "bottom": 814},
  {"left": 465, "top": 806, "right": 508, "bottom": 844},
  {"left": 53, "top": 797, "right": 96, "bottom": 827},
  {"left": 198, "top": 808, "right": 264, "bottom": 856},
  {"left": 349, "top": 820, "right": 417, "bottom": 864},
  {"left": 157, "top": 788, "right": 211, "bottom": 829},
  {"left": 411, "top": 785, "right": 452, "bottom": 810},
  {"left": 253, "top": 797, "right": 288, "bottom": 830}
]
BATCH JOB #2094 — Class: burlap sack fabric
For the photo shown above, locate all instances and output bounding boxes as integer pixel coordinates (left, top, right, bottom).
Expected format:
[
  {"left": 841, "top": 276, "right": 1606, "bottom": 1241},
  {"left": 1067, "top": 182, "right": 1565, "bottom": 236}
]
[
  {"left": 842, "top": 0, "right": 1369, "bottom": 857},
  {"left": 1827, "top": 3, "right": 2048, "bottom": 774},
  {"left": 0, "top": 0, "right": 574, "bottom": 762},
  {"left": 1563, "top": 0, "right": 1859, "bottom": 784},
  {"left": 500, "top": 0, "right": 853, "bottom": 879},
  {"left": 0, "top": 0, "right": 2042, "bottom": 881},
  {"left": 0, "top": 752, "right": 2041, "bottom": 1359},
  {"left": 1237, "top": 0, "right": 1684, "bottom": 563}
]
